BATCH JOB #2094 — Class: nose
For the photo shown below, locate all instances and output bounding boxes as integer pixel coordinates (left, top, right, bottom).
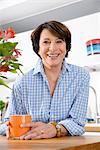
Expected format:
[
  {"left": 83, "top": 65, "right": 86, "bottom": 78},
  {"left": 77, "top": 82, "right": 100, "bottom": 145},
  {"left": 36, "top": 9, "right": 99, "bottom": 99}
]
[{"left": 49, "top": 42, "right": 57, "bottom": 51}]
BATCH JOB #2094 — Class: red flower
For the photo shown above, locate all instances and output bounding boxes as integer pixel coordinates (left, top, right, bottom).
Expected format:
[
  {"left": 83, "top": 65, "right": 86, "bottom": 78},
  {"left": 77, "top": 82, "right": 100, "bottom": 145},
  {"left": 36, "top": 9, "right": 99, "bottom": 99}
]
[
  {"left": 0, "top": 29, "right": 3, "bottom": 39},
  {"left": 4, "top": 27, "right": 16, "bottom": 40},
  {"left": 0, "top": 66, "right": 10, "bottom": 72},
  {"left": 13, "top": 49, "right": 22, "bottom": 57}
]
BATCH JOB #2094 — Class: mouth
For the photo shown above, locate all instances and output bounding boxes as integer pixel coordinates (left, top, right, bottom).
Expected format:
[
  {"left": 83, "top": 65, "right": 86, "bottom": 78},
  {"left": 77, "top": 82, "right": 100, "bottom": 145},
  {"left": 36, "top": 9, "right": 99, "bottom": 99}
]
[{"left": 47, "top": 53, "right": 60, "bottom": 59}]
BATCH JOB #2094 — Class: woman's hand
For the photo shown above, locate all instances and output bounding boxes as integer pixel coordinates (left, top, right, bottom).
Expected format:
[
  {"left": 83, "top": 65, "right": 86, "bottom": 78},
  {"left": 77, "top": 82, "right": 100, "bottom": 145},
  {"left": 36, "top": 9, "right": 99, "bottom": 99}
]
[
  {"left": 19, "top": 122, "right": 57, "bottom": 140},
  {"left": 6, "top": 121, "right": 19, "bottom": 140},
  {"left": 6, "top": 121, "right": 11, "bottom": 139}
]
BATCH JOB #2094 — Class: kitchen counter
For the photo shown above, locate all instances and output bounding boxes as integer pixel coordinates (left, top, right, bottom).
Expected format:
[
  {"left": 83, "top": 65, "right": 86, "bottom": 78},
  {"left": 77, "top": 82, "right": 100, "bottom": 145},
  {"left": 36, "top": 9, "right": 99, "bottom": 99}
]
[
  {"left": 0, "top": 133, "right": 100, "bottom": 150},
  {"left": 85, "top": 123, "right": 100, "bottom": 132}
]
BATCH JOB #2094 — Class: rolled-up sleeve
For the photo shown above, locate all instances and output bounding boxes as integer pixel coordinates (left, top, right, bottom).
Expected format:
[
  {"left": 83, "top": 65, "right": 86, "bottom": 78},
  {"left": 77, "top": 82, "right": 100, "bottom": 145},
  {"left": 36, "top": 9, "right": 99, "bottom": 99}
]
[{"left": 59, "top": 71, "right": 90, "bottom": 135}]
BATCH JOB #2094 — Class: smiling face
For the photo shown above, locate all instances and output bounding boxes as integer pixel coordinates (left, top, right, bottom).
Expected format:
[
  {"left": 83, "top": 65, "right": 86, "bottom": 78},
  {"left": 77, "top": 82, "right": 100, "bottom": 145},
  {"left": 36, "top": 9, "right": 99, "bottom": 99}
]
[{"left": 38, "top": 29, "right": 67, "bottom": 69}]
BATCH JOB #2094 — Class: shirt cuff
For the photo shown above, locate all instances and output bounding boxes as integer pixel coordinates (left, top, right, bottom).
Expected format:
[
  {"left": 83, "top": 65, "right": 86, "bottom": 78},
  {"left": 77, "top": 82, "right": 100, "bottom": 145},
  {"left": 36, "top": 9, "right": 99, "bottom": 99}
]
[{"left": 58, "top": 119, "right": 85, "bottom": 136}]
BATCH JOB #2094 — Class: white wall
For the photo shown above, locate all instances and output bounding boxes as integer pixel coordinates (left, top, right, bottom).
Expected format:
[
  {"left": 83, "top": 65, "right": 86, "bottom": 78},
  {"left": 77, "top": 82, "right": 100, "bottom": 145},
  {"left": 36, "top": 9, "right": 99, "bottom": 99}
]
[
  {"left": 0, "top": 12, "right": 100, "bottom": 120},
  {"left": 13, "top": 30, "right": 39, "bottom": 72}
]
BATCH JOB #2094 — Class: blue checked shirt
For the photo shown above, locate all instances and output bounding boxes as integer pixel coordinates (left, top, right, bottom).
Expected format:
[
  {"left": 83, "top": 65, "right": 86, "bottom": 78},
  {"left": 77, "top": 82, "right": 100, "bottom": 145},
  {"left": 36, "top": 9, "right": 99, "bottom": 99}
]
[{"left": 0, "top": 58, "right": 90, "bottom": 136}]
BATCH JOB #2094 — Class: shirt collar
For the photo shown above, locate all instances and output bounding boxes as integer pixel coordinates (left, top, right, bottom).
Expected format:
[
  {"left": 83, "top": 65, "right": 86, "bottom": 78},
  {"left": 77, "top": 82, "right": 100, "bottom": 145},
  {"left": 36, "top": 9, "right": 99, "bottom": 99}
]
[
  {"left": 33, "top": 58, "right": 44, "bottom": 75},
  {"left": 62, "top": 58, "right": 71, "bottom": 74},
  {"left": 33, "top": 58, "right": 70, "bottom": 76}
]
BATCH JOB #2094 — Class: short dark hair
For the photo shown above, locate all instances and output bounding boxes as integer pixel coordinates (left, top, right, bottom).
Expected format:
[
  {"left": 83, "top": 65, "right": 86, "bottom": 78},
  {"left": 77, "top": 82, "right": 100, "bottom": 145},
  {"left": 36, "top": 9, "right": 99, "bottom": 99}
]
[{"left": 31, "top": 20, "right": 71, "bottom": 57}]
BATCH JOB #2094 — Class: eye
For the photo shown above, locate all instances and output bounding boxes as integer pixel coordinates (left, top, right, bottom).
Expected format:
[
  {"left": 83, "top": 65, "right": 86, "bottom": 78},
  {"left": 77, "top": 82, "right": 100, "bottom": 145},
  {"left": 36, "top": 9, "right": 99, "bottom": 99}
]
[
  {"left": 56, "top": 39, "right": 64, "bottom": 43},
  {"left": 43, "top": 40, "right": 50, "bottom": 44}
]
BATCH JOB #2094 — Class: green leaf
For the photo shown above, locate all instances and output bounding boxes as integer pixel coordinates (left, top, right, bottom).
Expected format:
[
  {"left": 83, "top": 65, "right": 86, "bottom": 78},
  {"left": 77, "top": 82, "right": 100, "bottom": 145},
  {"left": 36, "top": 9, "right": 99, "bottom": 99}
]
[
  {"left": 0, "top": 75, "right": 7, "bottom": 79},
  {"left": 0, "top": 78, "right": 12, "bottom": 89},
  {"left": 9, "top": 62, "right": 23, "bottom": 70},
  {"left": 9, "top": 69, "right": 17, "bottom": 73},
  {"left": 0, "top": 101, "right": 5, "bottom": 111},
  {"left": 0, "top": 42, "right": 18, "bottom": 56},
  {"left": 11, "top": 63, "right": 20, "bottom": 69}
]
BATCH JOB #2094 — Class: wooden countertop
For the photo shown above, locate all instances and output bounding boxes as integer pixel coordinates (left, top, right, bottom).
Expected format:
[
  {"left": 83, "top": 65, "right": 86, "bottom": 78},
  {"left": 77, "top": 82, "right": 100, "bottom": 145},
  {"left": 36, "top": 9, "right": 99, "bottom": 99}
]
[
  {"left": 85, "top": 123, "right": 100, "bottom": 132},
  {"left": 0, "top": 133, "right": 100, "bottom": 150}
]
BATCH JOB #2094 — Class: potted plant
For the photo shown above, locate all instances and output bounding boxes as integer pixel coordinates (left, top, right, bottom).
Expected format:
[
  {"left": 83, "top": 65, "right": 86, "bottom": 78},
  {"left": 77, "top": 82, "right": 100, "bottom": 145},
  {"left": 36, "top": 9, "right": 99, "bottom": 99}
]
[{"left": 0, "top": 27, "right": 23, "bottom": 88}]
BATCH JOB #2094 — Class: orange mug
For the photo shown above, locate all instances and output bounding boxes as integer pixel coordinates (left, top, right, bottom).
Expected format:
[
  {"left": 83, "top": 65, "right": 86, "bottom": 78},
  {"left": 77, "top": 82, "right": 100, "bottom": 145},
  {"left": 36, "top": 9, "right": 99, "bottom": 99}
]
[{"left": 9, "top": 115, "right": 32, "bottom": 138}]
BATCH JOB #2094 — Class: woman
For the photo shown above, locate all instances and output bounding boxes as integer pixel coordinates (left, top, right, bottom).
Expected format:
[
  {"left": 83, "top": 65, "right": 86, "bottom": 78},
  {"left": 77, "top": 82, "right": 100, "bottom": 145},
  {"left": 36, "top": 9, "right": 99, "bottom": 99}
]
[{"left": 0, "top": 20, "right": 90, "bottom": 139}]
